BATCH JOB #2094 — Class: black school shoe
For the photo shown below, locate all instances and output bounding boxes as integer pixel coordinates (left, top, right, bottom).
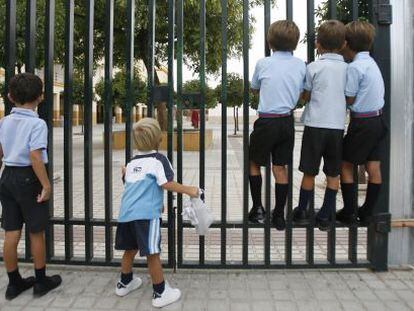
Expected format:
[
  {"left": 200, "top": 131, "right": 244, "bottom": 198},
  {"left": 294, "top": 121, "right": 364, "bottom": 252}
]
[
  {"left": 271, "top": 211, "right": 286, "bottom": 231},
  {"left": 315, "top": 214, "right": 332, "bottom": 232},
  {"left": 336, "top": 208, "right": 357, "bottom": 225},
  {"left": 357, "top": 205, "right": 372, "bottom": 226},
  {"left": 33, "top": 275, "right": 62, "bottom": 298},
  {"left": 5, "top": 277, "right": 36, "bottom": 300},
  {"left": 292, "top": 207, "right": 310, "bottom": 225},
  {"left": 248, "top": 206, "right": 266, "bottom": 224}
]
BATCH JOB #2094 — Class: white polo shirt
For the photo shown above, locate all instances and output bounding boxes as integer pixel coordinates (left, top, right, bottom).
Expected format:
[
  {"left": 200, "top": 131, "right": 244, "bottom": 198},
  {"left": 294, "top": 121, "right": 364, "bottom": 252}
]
[{"left": 301, "top": 53, "right": 348, "bottom": 130}]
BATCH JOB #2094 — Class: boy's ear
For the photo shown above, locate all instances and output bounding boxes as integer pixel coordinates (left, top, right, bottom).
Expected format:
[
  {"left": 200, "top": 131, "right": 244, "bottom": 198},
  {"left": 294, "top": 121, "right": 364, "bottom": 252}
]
[{"left": 7, "top": 93, "right": 16, "bottom": 105}]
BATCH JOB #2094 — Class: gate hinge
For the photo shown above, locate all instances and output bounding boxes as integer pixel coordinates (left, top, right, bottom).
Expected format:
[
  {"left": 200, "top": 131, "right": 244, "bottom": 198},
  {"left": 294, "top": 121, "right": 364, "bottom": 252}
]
[
  {"left": 375, "top": 1, "right": 393, "bottom": 25},
  {"left": 371, "top": 213, "right": 392, "bottom": 233}
]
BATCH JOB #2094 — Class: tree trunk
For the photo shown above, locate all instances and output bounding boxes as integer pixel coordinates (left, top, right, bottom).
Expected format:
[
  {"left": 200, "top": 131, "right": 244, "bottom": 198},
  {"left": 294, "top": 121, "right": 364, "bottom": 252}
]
[
  {"left": 236, "top": 107, "right": 239, "bottom": 132},
  {"left": 157, "top": 102, "right": 168, "bottom": 131},
  {"left": 233, "top": 107, "right": 237, "bottom": 135}
]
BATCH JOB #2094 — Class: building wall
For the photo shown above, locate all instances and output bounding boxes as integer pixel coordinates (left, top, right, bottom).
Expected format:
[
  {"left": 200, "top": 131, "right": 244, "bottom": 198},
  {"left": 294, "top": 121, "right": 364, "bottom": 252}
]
[{"left": 389, "top": 0, "right": 414, "bottom": 266}]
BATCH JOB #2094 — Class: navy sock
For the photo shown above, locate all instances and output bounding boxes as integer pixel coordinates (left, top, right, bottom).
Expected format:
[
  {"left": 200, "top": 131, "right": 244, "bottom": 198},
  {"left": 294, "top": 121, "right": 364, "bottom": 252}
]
[
  {"left": 274, "top": 183, "right": 288, "bottom": 216},
  {"left": 341, "top": 183, "right": 356, "bottom": 214},
  {"left": 153, "top": 280, "right": 165, "bottom": 295},
  {"left": 298, "top": 188, "right": 313, "bottom": 210},
  {"left": 364, "top": 183, "right": 382, "bottom": 212},
  {"left": 7, "top": 269, "right": 22, "bottom": 286},
  {"left": 35, "top": 266, "right": 46, "bottom": 282},
  {"left": 249, "top": 175, "right": 263, "bottom": 208},
  {"left": 121, "top": 272, "right": 133, "bottom": 285},
  {"left": 319, "top": 188, "right": 338, "bottom": 219}
]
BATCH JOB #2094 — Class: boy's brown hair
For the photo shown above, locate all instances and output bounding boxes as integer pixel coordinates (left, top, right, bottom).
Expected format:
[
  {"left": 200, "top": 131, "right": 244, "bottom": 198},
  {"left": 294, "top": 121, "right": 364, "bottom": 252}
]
[
  {"left": 267, "top": 20, "right": 300, "bottom": 52},
  {"left": 133, "top": 117, "right": 162, "bottom": 151},
  {"left": 345, "top": 21, "right": 376, "bottom": 52},
  {"left": 317, "top": 20, "right": 346, "bottom": 51},
  {"left": 8, "top": 73, "right": 43, "bottom": 105}
]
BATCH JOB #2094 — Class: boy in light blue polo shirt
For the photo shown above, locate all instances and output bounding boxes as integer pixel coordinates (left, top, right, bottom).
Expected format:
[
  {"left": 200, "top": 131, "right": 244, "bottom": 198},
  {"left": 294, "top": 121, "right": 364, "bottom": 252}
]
[
  {"left": 114, "top": 117, "right": 198, "bottom": 308},
  {"left": 293, "top": 20, "right": 348, "bottom": 231},
  {"left": 0, "top": 73, "right": 61, "bottom": 300},
  {"left": 248, "top": 20, "right": 306, "bottom": 230},
  {"left": 337, "top": 21, "right": 387, "bottom": 225}
]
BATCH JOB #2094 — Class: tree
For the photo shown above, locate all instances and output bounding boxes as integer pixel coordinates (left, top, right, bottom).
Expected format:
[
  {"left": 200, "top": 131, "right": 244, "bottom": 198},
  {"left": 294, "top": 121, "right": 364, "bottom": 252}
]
[
  {"left": 215, "top": 73, "right": 258, "bottom": 135},
  {"left": 316, "top": 0, "right": 370, "bottom": 26},
  {"left": 183, "top": 79, "right": 217, "bottom": 110},
  {"left": 95, "top": 68, "right": 146, "bottom": 110}
]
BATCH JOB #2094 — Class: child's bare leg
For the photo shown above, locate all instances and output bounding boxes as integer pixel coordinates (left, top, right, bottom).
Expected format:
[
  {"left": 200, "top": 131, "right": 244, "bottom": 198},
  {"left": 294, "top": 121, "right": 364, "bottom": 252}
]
[
  {"left": 272, "top": 165, "right": 288, "bottom": 184},
  {"left": 250, "top": 161, "right": 261, "bottom": 176},
  {"left": 301, "top": 174, "right": 315, "bottom": 191},
  {"left": 326, "top": 176, "right": 340, "bottom": 191},
  {"left": 4, "top": 230, "right": 21, "bottom": 272},
  {"left": 362, "top": 161, "right": 382, "bottom": 218},
  {"left": 341, "top": 161, "right": 354, "bottom": 183},
  {"left": 121, "top": 250, "right": 138, "bottom": 274},
  {"left": 29, "top": 231, "right": 46, "bottom": 270},
  {"left": 147, "top": 254, "right": 164, "bottom": 285}
]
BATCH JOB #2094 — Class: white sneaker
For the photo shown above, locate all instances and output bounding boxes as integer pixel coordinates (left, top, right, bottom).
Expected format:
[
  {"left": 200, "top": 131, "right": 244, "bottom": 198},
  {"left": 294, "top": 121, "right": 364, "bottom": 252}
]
[
  {"left": 115, "top": 276, "right": 143, "bottom": 297},
  {"left": 152, "top": 281, "right": 181, "bottom": 308}
]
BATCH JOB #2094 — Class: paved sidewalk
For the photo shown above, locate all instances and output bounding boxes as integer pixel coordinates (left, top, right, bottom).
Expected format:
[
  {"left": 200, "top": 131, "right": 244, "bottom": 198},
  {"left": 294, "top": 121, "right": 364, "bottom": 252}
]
[{"left": 0, "top": 265, "right": 414, "bottom": 311}]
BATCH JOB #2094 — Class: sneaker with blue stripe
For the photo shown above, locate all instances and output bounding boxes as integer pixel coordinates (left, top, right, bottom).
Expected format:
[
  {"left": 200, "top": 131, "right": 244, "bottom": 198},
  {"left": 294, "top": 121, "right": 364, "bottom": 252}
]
[{"left": 152, "top": 281, "right": 181, "bottom": 308}]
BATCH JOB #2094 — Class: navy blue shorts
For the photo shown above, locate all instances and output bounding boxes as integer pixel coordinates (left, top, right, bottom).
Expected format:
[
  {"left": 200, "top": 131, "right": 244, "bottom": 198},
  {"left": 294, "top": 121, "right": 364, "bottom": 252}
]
[{"left": 115, "top": 219, "right": 162, "bottom": 257}]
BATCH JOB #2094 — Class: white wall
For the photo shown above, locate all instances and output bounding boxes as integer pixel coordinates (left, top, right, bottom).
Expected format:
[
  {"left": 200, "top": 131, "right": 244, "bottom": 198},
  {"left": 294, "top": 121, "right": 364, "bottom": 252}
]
[{"left": 389, "top": 0, "right": 414, "bottom": 266}]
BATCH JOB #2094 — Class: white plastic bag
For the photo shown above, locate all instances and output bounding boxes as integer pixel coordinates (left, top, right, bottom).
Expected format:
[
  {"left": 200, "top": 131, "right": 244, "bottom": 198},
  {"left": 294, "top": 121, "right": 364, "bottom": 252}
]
[{"left": 182, "top": 189, "right": 213, "bottom": 236}]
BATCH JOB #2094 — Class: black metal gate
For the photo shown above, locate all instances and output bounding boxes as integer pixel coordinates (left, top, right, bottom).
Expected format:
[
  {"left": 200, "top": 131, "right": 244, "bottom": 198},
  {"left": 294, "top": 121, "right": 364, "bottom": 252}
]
[{"left": 1, "top": 0, "right": 391, "bottom": 271}]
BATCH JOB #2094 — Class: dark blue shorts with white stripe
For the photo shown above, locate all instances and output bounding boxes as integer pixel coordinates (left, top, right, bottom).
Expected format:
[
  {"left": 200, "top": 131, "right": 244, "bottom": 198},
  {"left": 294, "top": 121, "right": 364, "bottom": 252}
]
[{"left": 115, "top": 218, "right": 162, "bottom": 257}]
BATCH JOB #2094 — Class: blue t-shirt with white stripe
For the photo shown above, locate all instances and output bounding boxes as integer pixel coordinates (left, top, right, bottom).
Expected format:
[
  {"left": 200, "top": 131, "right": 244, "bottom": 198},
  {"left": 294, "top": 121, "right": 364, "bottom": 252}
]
[{"left": 118, "top": 151, "right": 174, "bottom": 222}]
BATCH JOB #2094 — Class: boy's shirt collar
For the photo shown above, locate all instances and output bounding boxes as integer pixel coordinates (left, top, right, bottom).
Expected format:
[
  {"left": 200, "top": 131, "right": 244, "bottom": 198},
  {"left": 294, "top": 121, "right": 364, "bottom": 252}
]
[
  {"left": 272, "top": 51, "right": 293, "bottom": 58},
  {"left": 354, "top": 51, "right": 371, "bottom": 60},
  {"left": 319, "top": 53, "right": 344, "bottom": 62},
  {"left": 137, "top": 150, "right": 157, "bottom": 155},
  {"left": 10, "top": 107, "right": 38, "bottom": 118}
]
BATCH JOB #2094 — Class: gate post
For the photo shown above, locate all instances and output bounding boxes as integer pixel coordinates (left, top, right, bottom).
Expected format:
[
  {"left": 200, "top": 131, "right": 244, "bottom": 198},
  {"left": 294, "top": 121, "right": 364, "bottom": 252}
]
[{"left": 367, "top": 0, "right": 393, "bottom": 271}]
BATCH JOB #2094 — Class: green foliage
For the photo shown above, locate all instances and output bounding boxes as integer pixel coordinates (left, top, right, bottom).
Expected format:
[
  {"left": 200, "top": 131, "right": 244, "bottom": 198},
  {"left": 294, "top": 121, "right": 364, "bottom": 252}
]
[
  {"left": 316, "top": 0, "right": 370, "bottom": 26},
  {"left": 0, "top": 0, "right": 276, "bottom": 76},
  {"left": 95, "top": 69, "right": 146, "bottom": 109},
  {"left": 183, "top": 79, "right": 217, "bottom": 110},
  {"left": 215, "top": 73, "right": 259, "bottom": 109}
]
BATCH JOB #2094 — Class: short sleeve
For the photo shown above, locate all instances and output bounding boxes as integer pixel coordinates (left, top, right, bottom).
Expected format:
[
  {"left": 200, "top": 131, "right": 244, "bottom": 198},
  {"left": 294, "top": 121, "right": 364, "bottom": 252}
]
[
  {"left": 304, "top": 65, "right": 313, "bottom": 91},
  {"left": 29, "top": 121, "right": 48, "bottom": 151},
  {"left": 251, "top": 61, "right": 261, "bottom": 90},
  {"left": 345, "top": 65, "right": 362, "bottom": 97},
  {"left": 154, "top": 154, "right": 175, "bottom": 186}
]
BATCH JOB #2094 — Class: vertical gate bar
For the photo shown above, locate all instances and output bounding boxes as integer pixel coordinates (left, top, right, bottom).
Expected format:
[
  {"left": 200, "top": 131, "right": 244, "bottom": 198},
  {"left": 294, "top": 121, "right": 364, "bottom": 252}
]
[
  {"left": 285, "top": 0, "right": 293, "bottom": 266},
  {"left": 63, "top": 0, "right": 74, "bottom": 262},
  {"left": 104, "top": 0, "right": 114, "bottom": 264},
  {"left": 264, "top": 0, "right": 271, "bottom": 267},
  {"left": 199, "top": 0, "right": 206, "bottom": 265},
  {"left": 167, "top": 0, "right": 176, "bottom": 269},
  {"left": 5, "top": 0, "right": 16, "bottom": 115},
  {"left": 84, "top": 0, "right": 95, "bottom": 263},
  {"left": 327, "top": 213, "right": 336, "bottom": 264},
  {"left": 147, "top": 0, "right": 155, "bottom": 117},
  {"left": 176, "top": 0, "right": 184, "bottom": 267},
  {"left": 286, "top": 0, "right": 293, "bottom": 22},
  {"left": 328, "top": 0, "right": 337, "bottom": 19},
  {"left": 24, "top": 0, "right": 37, "bottom": 261},
  {"left": 25, "top": 0, "right": 36, "bottom": 73},
  {"left": 306, "top": 0, "right": 315, "bottom": 265},
  {"left": 352, "top": 0, "right": 359, "bottom": 21},
  {"left": 41, "top": 0, "right": 55, "bottom": 260},
  {"left": 242, "top": 0, "right": 250, "bottom": 266},
  {"left": 367, "top": 0, "right": 391, "bottom": 271},
  {"left": 125, "top": 0, "right": 135, "bottom": 163},
  {"left": 348, "top": 167, "right": 358, "bottom": 263},
  {"left": 220, "top": 0, "right": 228, "bottom": 266}
]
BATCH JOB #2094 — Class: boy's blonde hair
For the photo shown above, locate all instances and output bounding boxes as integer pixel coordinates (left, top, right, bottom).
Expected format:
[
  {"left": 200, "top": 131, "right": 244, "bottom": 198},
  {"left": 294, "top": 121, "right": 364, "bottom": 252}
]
[
  {"left": 133, "top": 118, "right": 162, "bottom": 151},
  {"left": 267, "top": 20, "right": 300, "bottom": 52},
  {"left": 345, "top": 21, "right": 376, "bottom": 52}
]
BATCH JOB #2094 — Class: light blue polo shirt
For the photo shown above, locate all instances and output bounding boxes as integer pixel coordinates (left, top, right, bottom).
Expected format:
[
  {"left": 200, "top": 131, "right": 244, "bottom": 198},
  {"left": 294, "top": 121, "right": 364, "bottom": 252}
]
[
  {"left": 251, "top": 51, "right": 306, "bottom": 114},
  {"left": 302, "top": 53, "right": 348, "bottom": 130},
  {"left": 345, "top": 52, "right": 385, "bottom": 113},
  {"left": 118, "top": 152, "right": 174, "bottom": 222},
  {"left": 0, "top": 107, "right": 48, "bottom": 166}
]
